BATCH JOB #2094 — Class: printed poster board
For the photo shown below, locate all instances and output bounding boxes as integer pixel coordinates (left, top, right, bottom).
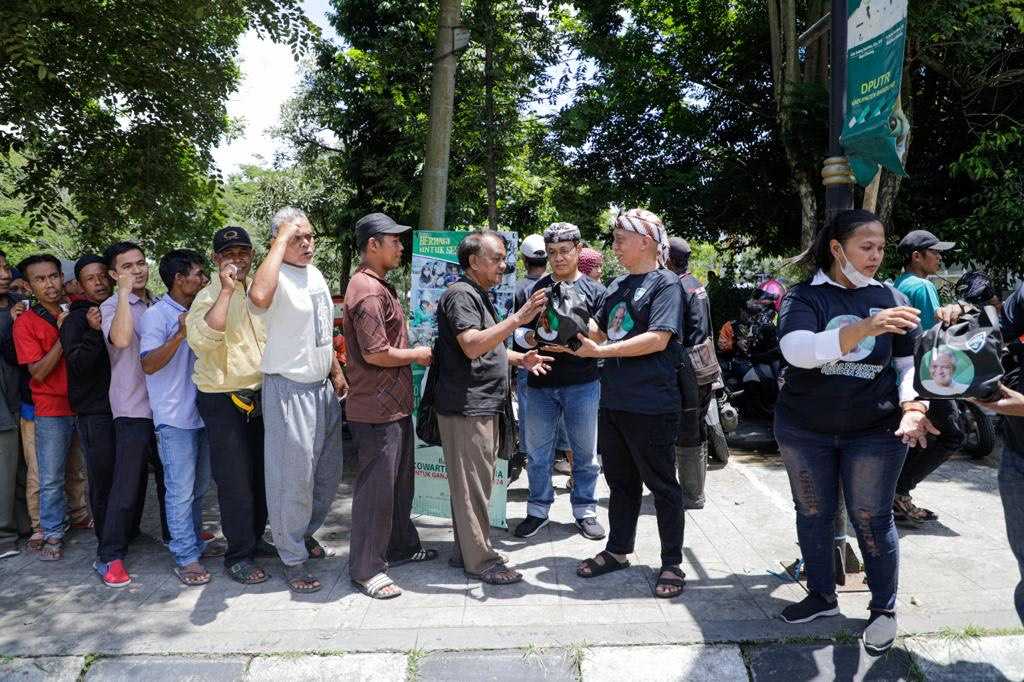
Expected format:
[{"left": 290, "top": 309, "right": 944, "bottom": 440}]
[{"left": 410, "top": 230, "right": 519, "bottom": 529}]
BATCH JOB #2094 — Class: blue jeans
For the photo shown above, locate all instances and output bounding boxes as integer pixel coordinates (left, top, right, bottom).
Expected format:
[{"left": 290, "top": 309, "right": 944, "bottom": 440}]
[
  {"left": 999, "top": 448, "right": 1024, "bottom": 624},
  {"left": 524, "top": 380, "right": 601, "bottom": 520},
  {"left": 155, "top": 425, "right": 212, "bottom": 566},
  {"left": 35, "top": 416, "right": 76, "bottom": 540},
  {"left": 775, "top": 412, "right": 906, "bottom": 612},
  {"left": 516, "top": 369, "right": 568, "bottom": 452}
]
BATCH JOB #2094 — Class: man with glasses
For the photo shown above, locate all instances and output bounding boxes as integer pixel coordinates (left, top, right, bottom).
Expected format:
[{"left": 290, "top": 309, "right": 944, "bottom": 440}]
[
  {"left": 513, "top": 223, "right": 606, "bottom": 541},
  {"left": 893, "top": 230, "right": 962, "bottom": 527}
]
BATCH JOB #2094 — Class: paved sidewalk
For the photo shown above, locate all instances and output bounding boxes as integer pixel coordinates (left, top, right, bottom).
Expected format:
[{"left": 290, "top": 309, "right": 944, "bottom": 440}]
[{"left": 0, "top": 437, "right": 1019, "bottom": 668}]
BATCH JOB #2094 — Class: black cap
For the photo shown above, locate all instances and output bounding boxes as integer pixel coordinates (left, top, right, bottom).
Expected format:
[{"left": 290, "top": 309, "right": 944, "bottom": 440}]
[
  {"left": 897, "top": 230, "right": 955, "bottom": 256},
  {"left": 213, "top": 226, "right": 253, "bottom": 253},
  {"left": 355, "top": 213, "right": 411, "bottom": 249}
]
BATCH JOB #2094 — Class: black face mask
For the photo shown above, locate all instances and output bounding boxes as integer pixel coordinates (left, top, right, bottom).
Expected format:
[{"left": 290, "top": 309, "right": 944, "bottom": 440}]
[{"left": 536, "top": 280, "right": 591, "bottom": 351}]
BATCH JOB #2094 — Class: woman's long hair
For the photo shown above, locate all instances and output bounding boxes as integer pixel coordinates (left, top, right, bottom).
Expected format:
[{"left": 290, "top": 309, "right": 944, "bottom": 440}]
[{"left": 795, "top": 209, "right": 884, "bottom": 273}]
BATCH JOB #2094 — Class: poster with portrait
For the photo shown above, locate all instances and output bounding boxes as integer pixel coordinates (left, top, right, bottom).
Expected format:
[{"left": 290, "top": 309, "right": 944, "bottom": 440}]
[{"left": 410, "top": 230, "right": 518, "bottom": 529}]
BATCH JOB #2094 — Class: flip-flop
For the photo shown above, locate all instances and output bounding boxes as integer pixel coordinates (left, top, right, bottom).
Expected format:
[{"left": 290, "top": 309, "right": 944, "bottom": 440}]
[{"left": 352, "top": 573, "right": 402, "bottom": 599}]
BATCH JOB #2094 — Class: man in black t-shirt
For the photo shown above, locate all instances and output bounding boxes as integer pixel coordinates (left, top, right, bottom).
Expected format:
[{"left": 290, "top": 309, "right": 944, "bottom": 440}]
[
  {"left": 666, "top": 237, "right": 715, "bottom": 509},
  {"left": 434, "top": 231, "right": 551, "bottom": 586},
  {"left": 512, "top": 223, "right": 607, "bottom": 541},
  {"left": 568, "top": 209, "right": 687, "bottom": 599}
]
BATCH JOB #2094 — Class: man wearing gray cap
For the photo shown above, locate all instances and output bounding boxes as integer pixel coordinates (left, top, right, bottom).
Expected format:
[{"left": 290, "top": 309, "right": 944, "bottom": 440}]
[
  {"left": 344, "top": 213, "right": 437, "bottom": 599},
  {"left": 892, "top": 229, "right": 962, "bottom": 528}
]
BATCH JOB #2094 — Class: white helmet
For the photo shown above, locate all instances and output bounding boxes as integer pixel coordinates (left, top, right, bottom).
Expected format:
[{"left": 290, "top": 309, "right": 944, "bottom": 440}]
[{"left": 520, "top": 234, "right": 547, "bottom": 260}]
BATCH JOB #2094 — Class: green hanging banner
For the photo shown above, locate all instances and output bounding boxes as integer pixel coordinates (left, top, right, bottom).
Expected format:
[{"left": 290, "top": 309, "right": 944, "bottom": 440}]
[{"left": 840, "top": 0, "right": 910, "bottom": 185}]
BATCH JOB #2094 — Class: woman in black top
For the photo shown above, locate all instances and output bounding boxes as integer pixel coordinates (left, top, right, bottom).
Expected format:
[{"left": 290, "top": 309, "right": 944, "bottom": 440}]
[{"left": 774, "top": 210, "right": 936, "bottom": 654}]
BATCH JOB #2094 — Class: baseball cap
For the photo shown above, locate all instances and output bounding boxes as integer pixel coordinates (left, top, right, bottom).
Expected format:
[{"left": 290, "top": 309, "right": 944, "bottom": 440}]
[
  {"left": 213, "top": 226, "right": 253, "bottom": 253},
  {"left": 897, "top": 230, "right": 955, "bottom": 256},
  {"left": 520, "top": 234, "right": 547, "bottom": 259},
  {"left": 355, "top": 213, "right": 411, "bottom": 249}
]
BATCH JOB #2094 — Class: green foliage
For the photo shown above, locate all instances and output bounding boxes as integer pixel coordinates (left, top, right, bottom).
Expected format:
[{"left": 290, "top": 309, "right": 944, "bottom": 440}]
[{"left": 0, "top": 0, "right": 318, "bottom": 247}]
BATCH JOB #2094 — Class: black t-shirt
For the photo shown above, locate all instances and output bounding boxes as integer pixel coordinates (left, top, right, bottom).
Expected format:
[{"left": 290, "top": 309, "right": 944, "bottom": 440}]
[
  {"left": 596, "top": 269, "right": 682, "bottom": 414},
  {"left": 999, "top": 284, "right": 1024, "bottom": 455},
  {"left": 776, "top": 279, "right": 919, "bottom": 434},
  {"left": 678, "top": 272, "right": 713, "bottom": 348},
  {"left": 525, "top": 273, "right": 606, "bottom": 389},
  {"left": 435, "top": 278, "right": 508, "bottom": 416},
  {"left": 512, "top": 274, "right": 543, "bottom": 352}
]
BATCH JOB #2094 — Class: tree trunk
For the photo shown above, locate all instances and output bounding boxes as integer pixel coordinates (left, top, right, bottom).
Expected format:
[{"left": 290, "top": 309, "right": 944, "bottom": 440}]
[
  {"left": 419, "top": 0, "right": 463, "bottom": 231},
  {"left": 483, "top": 0, "right": 498, "bottom": 231}
]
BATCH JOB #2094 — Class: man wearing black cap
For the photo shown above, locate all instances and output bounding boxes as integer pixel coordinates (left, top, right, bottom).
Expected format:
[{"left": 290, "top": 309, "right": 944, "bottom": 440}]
[
  {"left": 666, "top": 237, "right": 716, "bottom": 510},
  {"left": 893, "top": 229, "right": 962, "bottom": 527},
  {"left": 344, "top": 213, "right": 437, "bottom": 599},
  {"left": 186, "top": 226, "right": 273, "bottom": 584}
]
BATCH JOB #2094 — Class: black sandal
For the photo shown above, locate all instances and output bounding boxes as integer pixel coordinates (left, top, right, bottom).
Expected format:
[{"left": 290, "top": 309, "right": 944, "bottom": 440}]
[
  {"left": 577, "top": 550, "right": 630, "bottom": 578},
  {"left": 389, "top": 548, "right": 438, "bottom": 568},
  {"left": 654, "top": 566, "right": 686, "bottom": 599},
  {"left": 304, "top": 536, "right": 331, "bottom": 559},
  {"left": 226, "top": 560, "right": 268, "bottom": 585}
]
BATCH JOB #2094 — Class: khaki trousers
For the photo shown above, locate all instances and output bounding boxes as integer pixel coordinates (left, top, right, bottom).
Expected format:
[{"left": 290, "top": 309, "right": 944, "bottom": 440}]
[
  {"left": 19, "top": 418, "right": 89, "bottom": 531},
  {"left": 438, "top": 413, "right": 501, "bottom": 576}
]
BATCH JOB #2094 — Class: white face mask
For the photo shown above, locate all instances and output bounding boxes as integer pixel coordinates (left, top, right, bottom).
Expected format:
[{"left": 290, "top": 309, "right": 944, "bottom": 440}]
[{"left": 836, "top": 246, "right": 875, "bottom": 289}]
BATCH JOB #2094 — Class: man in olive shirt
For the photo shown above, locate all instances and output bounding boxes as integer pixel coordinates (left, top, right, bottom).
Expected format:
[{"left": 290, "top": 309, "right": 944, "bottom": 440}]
[
  {"left": 344, "top": 213, "right": 436, "bottom": 599},
  {"left": 187, "top": 227, "right": 271, "bottom": 584}
]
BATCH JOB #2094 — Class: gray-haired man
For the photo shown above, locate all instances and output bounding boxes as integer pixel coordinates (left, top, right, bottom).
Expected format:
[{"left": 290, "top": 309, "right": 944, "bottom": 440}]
[{"left": 248, "top": 207, "right": 347, "bottom": 594}]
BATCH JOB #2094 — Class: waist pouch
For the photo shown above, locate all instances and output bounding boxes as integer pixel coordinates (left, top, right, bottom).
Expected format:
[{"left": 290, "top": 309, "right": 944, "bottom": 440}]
[
  {"left": 914, "top": 306, "right": 1003, "bottom": 401},
  {"left": 230, "top": 389, "right": 262, "bottom": 420}
]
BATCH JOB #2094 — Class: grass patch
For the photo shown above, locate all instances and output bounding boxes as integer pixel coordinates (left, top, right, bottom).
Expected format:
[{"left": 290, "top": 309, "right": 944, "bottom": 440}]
[{"left": 405, "top": 647, "right": 427, "bottom": 682}]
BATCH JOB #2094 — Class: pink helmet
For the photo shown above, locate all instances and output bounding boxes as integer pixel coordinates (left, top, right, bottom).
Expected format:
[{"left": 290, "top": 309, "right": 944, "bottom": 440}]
[{"left": 757, "top": 278, "right": 787, "bottom": 312}]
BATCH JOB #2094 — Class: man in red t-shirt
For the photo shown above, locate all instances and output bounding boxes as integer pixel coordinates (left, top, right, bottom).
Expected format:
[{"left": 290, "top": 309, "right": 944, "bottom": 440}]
[{"left": 13, "top": 254, "right": 83, "bottom": 560}]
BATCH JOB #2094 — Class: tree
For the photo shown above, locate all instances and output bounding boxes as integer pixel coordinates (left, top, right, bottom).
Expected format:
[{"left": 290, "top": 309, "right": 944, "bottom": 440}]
[{"left": 0, "top": 0, "right": 318, "bottom": 246}]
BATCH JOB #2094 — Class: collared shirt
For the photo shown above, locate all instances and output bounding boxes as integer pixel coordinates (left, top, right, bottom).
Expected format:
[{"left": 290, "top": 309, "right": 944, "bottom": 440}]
[
  {"left": 140, "top": 295, "right": 202, "bottom": 429},
  {"left": 13, "top": 307, "right": 72, "bottom": 417},
  {"left": 343, "top": 266, "right": 413, "bottom": 423},
  {"left": 187, "top": 276, "right": 266, "bottom": 393},
  {"left": 100, "top": 292, "right": 153, "bottom": 420}
]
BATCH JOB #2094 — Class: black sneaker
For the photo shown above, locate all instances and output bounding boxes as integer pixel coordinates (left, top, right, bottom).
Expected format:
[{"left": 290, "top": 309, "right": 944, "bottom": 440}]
[
  {"left": 862, "top": 611, "right": 897, "bottom": 655},
  {"left": 513, "top": 515, "right": 549, "bottom": 538},
  {"left": 575, "top": 517, "right": 606, "bottom": 540},
  {"left": 780, "top": 592, "right": 840, "bottom": 624}
]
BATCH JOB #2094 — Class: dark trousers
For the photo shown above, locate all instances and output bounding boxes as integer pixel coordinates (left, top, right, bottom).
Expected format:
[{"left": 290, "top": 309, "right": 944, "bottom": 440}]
[
  {"left": 196, "top": 391, "right": 267, "bottom": 567},
  {"left": 600, "top": 408, "right": 684, "bottom": 567},
  {"left": 348, "top": 416, "right": 421, "bottom": 581},
  {"left": 77, "top": 413, "right": 115, "bottom": 544},
  {"left": 896, "top": 399, "right": 963, "bottom": 496},
  {"left": 98, "top": 417, "right": 167, "bottom": 563}
]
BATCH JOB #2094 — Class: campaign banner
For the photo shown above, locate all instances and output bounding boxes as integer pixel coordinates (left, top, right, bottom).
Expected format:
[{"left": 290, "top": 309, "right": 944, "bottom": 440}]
[
  {"left": 840, "top": 0, "right": 910, "bottom": 185},
  {"left": 410, "top": 230, "right": 518, "bottom": 529}
]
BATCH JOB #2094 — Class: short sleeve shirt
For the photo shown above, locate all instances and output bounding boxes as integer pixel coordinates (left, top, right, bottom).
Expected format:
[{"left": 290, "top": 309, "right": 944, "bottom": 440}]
[
  {"left": 251, "top": 263, "right": 334, "bottom": 384},
  {"left": 595, "top": 269, "right": 683, "bottom": 414},
  {"left": 139, "top": 296, "right": 202, "bottom": 429},
  {"left": 435, "top": 278, "right": 508, "bottom": 416},
  {"left": 100, "top": 293, "right": 153, "bottom": 420},
  {"left": 894, "top": 273, "right": 941, "bottom": 330},
  {"left": 777, "top": 278, "right": 919, "bottom": 434},
  {"left": 13, "top": 308, "right": 72, "bottom": 417},
  {"left": 342, "top": 267, "right": 413, "bottom": 424},
  {"left": 525, "top": 273, "right": 606, "bottom": 388}
]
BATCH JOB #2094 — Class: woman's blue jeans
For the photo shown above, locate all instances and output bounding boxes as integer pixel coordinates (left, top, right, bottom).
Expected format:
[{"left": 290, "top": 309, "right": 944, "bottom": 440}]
[{"left": 775, "top": 412, "right": 907, "bottom": 612}]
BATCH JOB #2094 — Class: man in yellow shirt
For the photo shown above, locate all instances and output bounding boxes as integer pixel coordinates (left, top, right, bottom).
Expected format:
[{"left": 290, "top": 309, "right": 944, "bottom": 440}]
[{"left": 187, "top": 227, "right": 272, "bottom": 585}]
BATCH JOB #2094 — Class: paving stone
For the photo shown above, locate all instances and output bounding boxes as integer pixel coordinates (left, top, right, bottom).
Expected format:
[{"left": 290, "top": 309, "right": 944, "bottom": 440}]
[
  {"left": 0, "top": 656, "right": 84, "bottom": 681},
  {"left": 906, "top": 634, "right": 1024, "bottom": 681},
  {"left": 747, "top": 643, "right": 917, "bottom": 681},
  {"left": 246, "top": 653, "right": 406, "bottom": 681},
  {"left": 581, "top": 644, "right": 746, "bottom": 682},
  {"left": 84, "top": 655, "right": 250, "bottom": 681},
  {"left": 416, "top": 649, "right": 577, "bottom": 681}
]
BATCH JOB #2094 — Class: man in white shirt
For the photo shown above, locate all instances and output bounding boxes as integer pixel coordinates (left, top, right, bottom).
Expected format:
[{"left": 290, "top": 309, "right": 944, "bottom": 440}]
[{"left": 248, "top": 207, "right": 348, "bottom": 594}]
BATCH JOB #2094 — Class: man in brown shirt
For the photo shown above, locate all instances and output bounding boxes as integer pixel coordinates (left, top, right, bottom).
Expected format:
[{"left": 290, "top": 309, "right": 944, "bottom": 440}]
[{"left": 344, "top": 213, "right": 435, "bottom": 599}]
